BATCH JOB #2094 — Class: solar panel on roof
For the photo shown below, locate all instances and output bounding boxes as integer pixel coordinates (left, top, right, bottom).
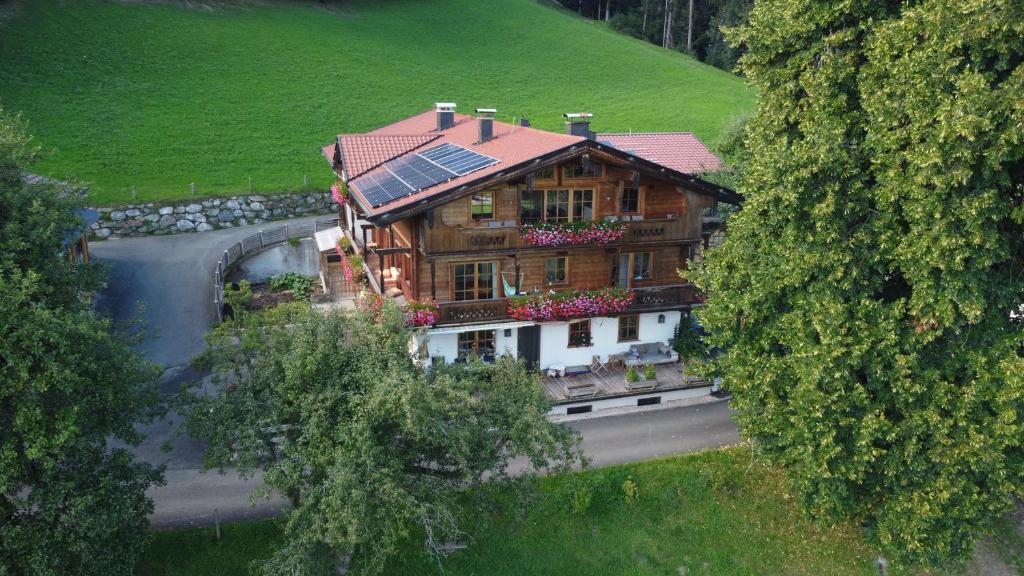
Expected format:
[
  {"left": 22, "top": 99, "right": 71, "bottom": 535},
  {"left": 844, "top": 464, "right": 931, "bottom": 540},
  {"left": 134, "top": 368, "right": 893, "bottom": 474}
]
[
  {"left": 356, "top": 144, "right": 499, "bottom": 209},
  {"left": 385, "top": 155, "right": 455, "bottom": 191},
  {"left": 418, "top": 143, "right": 498, "bottom": 176}
]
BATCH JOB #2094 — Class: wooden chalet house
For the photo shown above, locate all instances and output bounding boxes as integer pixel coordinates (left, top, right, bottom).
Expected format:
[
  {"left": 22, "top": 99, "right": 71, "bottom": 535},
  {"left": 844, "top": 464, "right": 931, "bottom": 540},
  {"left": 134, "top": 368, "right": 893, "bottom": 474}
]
[{"left": 322, "top": 103, "right": 738, "bottom": 380}]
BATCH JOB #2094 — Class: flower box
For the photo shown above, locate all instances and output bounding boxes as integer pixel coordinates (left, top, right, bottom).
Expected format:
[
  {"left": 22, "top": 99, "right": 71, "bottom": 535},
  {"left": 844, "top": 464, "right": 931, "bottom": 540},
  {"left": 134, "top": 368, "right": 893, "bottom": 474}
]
[
  {"left": 404, "top": 301, "right": 440, "bottom": 327},
  {"left": 520, "top": 219, "right": 627, "bottom": 247},
  {"left": 331, "top": 182, "right": 349, "bottom": 205},
  {"left": 508, "top": 288, "right": 635, "bottom": 321}
]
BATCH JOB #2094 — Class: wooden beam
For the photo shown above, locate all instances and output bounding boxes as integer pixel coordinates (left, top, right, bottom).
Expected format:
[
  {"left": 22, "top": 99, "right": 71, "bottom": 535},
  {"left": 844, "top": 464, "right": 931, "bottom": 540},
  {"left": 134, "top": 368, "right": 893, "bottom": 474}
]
[{"left": 430, "top": 261, "right": 437, "bottom": 299}]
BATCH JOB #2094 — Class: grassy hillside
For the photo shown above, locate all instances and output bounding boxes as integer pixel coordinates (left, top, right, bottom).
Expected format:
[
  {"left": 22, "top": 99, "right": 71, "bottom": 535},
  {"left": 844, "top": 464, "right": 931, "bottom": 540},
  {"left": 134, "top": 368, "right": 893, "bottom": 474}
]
[{"left": 0, "top": 0, "right": 754, "bottom": 205}]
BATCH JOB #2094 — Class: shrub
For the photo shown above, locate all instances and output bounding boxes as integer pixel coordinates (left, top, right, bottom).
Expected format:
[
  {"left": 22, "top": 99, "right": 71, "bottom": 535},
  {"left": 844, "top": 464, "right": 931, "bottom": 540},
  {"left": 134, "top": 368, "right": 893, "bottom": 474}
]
[
  {"left": 564, "top": 475, "right": 595, "bottom": 516},
  {"left": 625, "top": 367, "right": 639, "bottom": 382},
  {"left": 287, "top": 237, "right": 300, "bottom": 247},
  {"left": 269, "top": 272, "right": 315, "bottom": 300},
  {"left": 672, "top": 315, "right": 707, "bottom": 361},
  {"left": 622, "top": 476, "right": 639, "bottom": 505},
  {"left": 223, "top": 279, "right": 253, "bottom": 312}
]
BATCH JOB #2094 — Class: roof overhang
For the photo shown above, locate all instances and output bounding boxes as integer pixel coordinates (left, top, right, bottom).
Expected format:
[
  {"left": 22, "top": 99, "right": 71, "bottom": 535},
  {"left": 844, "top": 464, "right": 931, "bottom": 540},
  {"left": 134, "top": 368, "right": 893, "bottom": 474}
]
[{"left": 356, "top": 140, "right": 742, "bottom": 226}]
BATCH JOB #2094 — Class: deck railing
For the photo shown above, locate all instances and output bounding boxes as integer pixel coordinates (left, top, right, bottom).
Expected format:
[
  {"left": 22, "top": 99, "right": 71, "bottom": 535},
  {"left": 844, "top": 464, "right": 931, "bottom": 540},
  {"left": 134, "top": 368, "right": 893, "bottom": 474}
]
[
  {"left": 432, "top": 284, "right": 700, "bottom": 327},
  {"left": 423, "top": 217, "right": 696, "bottom": 255},
  {"left": 437, "top": 299, "right": 510, "bottom": 325}
]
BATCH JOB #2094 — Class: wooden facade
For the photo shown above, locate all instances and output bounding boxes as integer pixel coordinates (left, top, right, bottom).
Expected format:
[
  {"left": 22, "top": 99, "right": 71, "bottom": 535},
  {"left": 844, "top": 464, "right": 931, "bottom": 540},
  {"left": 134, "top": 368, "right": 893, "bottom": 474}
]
[{"left": 350, "top": 154, "right": 714, "bottom": 325}]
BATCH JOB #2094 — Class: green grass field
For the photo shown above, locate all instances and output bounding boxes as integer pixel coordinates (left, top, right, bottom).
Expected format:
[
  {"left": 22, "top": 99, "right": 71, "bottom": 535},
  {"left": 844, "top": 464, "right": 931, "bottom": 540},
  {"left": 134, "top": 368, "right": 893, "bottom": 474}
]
[
  {"left": 142, "top": 447, "right": 893, "bottom": 576},
  {"left": 0, "top": 0, "right": 754, "bottom": 205}
]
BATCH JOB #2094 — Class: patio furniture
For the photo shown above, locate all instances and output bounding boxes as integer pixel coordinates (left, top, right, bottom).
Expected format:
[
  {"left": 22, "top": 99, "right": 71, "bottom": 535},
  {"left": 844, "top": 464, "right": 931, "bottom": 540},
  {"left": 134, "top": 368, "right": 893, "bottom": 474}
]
[
  {"left": 565, "top": 381, "right": 598, "bottom": 398},
  {"left": 590, "top": 355, "right": 608, "bottom": 374},
  {"left": 624, "top": 342, "right": 678, "bottom": 367},
  {"left": 607, "top": 353, "right": 628, "bottom": 369}
]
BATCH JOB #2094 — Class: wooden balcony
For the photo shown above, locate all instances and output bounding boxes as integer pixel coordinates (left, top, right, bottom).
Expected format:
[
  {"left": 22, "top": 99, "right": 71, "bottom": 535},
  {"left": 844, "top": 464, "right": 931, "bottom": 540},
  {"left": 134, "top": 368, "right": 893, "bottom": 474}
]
[
  {"left": 630, "top": 285, "right": 701, "bottom": 312},
  {"left": 437, "top": 298, "right": 509, "bottom": 325},
  {"left": 434, "top": 285, "right": 700, "bottom": 327},
  {"left": 423, "top": 217, "right": 697, "bottom": 255}
]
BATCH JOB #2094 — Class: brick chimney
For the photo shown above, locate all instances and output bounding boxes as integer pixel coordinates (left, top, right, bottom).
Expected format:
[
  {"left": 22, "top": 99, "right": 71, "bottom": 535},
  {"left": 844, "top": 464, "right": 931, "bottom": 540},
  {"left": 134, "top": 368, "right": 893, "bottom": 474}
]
[
  {"left": 564, "top": 112, "right": 593, "bottom": 139},
  {"left": 476, "top": 108, "right": 496, "bottom": 143},
  {"left": 436, "top": 102, "right": 456, "bottom": 131}
]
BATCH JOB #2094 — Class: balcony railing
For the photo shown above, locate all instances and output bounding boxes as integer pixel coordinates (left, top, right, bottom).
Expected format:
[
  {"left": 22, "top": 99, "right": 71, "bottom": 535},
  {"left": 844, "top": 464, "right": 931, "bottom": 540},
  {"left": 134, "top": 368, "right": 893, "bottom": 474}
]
[
  {"left": 424, "top": 217, "right": 696, "bottom": 254},
  {"left": 437, "top": 299, "right": 509, "bottom": 325},
  {"left": 434, "top": 285, "right": 701, "bottom": 326}
]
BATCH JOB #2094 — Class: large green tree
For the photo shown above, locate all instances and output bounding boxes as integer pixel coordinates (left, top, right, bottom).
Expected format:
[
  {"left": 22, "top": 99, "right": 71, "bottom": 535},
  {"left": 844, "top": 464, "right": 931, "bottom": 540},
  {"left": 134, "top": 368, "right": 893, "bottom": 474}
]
[
  {"left": 0, "top": 107, "right": 163, "bottom": 575},
  {"left": 691, "top": 0, "right": 1023, "bottom": 566},
  {"left": 185, "top": 303, "right": 582, "bottom": 574}
]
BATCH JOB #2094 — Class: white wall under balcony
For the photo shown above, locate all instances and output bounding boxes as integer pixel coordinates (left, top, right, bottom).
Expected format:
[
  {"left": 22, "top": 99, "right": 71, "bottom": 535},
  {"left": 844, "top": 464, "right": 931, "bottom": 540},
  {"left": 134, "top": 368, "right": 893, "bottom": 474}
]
[
  {"left": 537, "top": 311, "right": 679, "bottom": 370},
  {"left": 415, "top": 311, "right": 680, "bottom": 369}
]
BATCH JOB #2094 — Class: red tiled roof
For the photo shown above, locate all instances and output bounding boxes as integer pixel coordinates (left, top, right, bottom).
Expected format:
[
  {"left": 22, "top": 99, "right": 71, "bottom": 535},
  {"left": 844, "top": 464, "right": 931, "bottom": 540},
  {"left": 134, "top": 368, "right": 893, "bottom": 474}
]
[
  {"left": 349, "top": 112, "right": 584, "bottom": 217},
  {"left": 325, "top": 110, "right": 727, "bottom": 220},
  {"left": 336, "top": 134, "right": 440, "bottom": 179},
  {"left": 596, "top": 133, "right": 723, "bottom": 174}
]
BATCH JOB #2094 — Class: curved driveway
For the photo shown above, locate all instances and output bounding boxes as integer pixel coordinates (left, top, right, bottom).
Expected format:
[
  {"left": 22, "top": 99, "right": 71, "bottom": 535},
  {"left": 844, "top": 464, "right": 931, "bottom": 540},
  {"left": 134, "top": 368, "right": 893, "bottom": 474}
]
[{"left": 90, "top": 217, "right": 739, "bottom": 528}]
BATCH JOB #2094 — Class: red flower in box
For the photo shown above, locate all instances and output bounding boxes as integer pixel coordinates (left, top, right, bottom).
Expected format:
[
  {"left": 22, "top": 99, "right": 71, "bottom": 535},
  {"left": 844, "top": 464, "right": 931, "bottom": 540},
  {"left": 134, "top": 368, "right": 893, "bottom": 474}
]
[
  {"left": 508, "top": 288, "right": 634, "bottom": 321},
  {"left": 403, "top": 300, "right": 440, "bottom": 327},
  {"left": 520, "top": 219, "right": 627, "bottom": 247}
]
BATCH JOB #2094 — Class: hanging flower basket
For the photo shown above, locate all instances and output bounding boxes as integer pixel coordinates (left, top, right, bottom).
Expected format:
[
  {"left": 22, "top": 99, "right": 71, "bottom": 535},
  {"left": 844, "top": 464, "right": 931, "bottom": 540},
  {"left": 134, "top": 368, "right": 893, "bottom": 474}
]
[
  {"left": 520, "top": 219, "right": 627, "bottom": 247},
  {"left": 508, "top": 288, "right": 635, "bottom": 321},
  {"left": 403, "top": 300, "right": 440, "bottom": 327},
  {"left": 331, "top": 182, "right": 349, "bottom": 205}
]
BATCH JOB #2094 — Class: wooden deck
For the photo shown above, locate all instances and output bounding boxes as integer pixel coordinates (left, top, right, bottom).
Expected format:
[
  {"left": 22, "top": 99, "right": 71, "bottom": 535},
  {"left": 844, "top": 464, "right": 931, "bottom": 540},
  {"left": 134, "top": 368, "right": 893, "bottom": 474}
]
[{"left": 542, "top": 362, "right": 710, "bottom": 404}]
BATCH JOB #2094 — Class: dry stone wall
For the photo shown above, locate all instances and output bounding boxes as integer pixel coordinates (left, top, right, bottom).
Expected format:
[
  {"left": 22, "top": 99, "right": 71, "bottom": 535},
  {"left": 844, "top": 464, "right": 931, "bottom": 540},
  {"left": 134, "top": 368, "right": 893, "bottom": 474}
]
[{"left": 90, "top": 192, "right": 337, "bottom": 238}]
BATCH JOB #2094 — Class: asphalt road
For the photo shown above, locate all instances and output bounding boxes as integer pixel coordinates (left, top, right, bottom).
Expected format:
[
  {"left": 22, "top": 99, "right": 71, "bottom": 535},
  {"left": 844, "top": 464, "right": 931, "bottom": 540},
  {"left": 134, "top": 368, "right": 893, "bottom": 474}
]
[{"left": 89, "top": 217, "right": 739, "bottom": 529}]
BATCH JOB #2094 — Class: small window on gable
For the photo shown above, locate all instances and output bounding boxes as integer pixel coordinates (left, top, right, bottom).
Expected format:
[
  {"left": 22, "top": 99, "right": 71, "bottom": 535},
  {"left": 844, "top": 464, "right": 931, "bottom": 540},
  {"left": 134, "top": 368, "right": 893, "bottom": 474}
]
[
  {"left": 563, "top": 158, "right": 603, "bottom": 179},
  {"left": 471, "top": 192, "right": 493, "bottom": 220},
  {"left": 532, "top": 165, "right": 554, "bottom": 179}
]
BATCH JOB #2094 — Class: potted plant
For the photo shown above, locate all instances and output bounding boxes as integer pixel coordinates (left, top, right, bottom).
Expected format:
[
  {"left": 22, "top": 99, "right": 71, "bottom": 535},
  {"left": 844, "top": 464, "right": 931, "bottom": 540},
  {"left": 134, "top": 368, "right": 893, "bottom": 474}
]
[
  {"left": 625, "top": 367, "right": 639, "bottom": 385},
  {"left": 643, "top": 364, "right": 657, "bottom": 381}
]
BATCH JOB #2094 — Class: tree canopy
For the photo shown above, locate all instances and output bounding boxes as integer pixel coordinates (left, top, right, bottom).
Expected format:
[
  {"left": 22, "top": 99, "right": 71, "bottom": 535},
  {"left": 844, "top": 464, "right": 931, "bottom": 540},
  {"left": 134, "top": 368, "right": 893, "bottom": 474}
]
[
  {"left": 0, "top": 107, "right": 163, "bottom": 575},
  {"left": 184, "top": 301, "right": 582, "bottom": 574},
  {"left": 691, "top": 0, "right": 1023, "bottom": 566}
]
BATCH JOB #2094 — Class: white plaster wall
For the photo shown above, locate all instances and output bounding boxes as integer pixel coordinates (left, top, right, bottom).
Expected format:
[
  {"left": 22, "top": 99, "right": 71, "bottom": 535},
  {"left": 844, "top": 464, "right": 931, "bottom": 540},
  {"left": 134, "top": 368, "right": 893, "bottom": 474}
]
[
  {"left": 415, "top": 324, "right": 520, "bottom": 364},
  {"left": 414, "top": 311, "right": 679, "bottom": 368},
  {"left": 537, "top": 311, "right": 681, "bottom": 370},
  {"left": 548, "top": 384, "right": 711, "bottom": 416}
]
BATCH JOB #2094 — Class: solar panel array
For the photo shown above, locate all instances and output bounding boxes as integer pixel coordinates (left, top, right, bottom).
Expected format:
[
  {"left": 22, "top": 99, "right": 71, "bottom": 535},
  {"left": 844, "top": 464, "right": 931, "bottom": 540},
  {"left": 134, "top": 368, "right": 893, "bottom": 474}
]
[{"left": 354, "top": 144, "right": 500, "bottom": 208}]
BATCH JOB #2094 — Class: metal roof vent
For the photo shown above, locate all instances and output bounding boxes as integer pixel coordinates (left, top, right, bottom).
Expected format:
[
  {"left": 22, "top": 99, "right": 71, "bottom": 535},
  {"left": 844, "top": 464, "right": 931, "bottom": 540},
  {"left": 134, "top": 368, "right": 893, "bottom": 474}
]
[
  {"left": 436, "top": 102, "right": 457, "bottom": 131},
  {"left": 564, "top": 112, "right": 594, "bottom": 139},
  {"left": 476, "top": 108, "right": 496, "bottom": 144}
]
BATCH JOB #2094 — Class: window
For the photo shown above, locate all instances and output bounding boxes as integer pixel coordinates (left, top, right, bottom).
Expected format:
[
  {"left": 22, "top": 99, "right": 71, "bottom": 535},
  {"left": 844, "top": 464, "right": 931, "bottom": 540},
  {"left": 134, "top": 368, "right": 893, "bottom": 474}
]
[
  {"left": 563, "top": 158, "right": 603, "bottom": 178},
  {"left": 545, "top": 189, "right": 570, "bottom": 222},
  {"left": 568, "top": 319, "right": 592, "bottom": 348},
  {"left": 618, "top": 315, "right": 639, "bottom": 342},
  {"left": 638, "top": 396, "right": 661, "bottom": 406},
  {"left": 470, "top": 192, "right": 493, "bottom": 220},
  {"left": 532, "top": 165, "right": 554, "bottom": 179},
  {"left": 453, "top": 262, "right": 495, "bottom": 301},
  {"left": 566, "top": 405, "right": 593, "bottom": 415},
  {"left": 520, "top": 189, "right": 543, "bottom": 223},
  {"left": 621, "top": 186, "right": 640, "bottom": 213},
  {"left": 616, "top": 252, "right": 654, "bottom": 287},
  {"left": 545, "top": 257, "right": 567, "bottom": 284},
  {"left": 524, "top": 189, "right": 594, "bottom": 224},
  {"left": 458, "top": 330, "right": 496, "bottom": 359},
  {"left": 571, "top": 189, "right": 593, "bottom": 222}
]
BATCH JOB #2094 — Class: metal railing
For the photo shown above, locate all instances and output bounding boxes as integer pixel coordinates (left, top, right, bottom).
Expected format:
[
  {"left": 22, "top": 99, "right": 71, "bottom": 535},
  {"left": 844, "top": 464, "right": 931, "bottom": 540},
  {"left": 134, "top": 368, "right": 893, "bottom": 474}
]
[{"left": 213, "top": 216, "right": 340, "bottom": 321}]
